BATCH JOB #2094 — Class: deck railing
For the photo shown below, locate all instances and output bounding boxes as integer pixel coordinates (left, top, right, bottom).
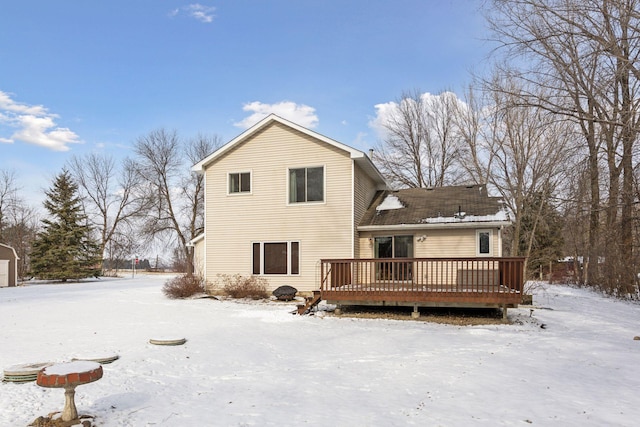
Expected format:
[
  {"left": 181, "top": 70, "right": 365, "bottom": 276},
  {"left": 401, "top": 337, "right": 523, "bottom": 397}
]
[{"left": 320, "top": 257, "right": 526, "bottom": 306}]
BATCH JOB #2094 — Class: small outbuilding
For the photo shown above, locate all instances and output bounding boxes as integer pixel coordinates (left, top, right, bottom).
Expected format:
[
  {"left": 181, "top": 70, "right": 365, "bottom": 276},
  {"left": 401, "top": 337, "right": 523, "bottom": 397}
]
[{"left": 0, "top": 243, "right": 19, "bottom": 287}]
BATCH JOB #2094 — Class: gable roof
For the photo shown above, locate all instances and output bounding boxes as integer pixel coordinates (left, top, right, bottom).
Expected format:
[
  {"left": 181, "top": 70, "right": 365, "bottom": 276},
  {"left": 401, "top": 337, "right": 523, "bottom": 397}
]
[
  {"left": 0, "top": 243, "right": 19, "bottom": 259},
  {"left": 192, "top": 114, "right": 387, "bottom": 187},
  {"left": 358, "top": 185, "right": 510, "bottom": 230}
]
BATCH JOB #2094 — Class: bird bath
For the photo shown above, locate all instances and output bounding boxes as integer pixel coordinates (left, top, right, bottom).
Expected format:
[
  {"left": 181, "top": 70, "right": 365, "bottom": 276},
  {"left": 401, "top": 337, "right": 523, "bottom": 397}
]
[{"left": 36, "top": 361, "right": 103, "bottom": 422}]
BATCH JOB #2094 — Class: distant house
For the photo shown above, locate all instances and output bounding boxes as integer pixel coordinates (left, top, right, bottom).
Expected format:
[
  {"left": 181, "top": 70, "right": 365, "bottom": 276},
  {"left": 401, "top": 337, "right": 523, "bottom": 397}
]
[
  {"left": 192, "top": 114, "right": 524, "bottom": 314},
  {"left": 0, "top": 243, "right": 19, "bottom": 287}
]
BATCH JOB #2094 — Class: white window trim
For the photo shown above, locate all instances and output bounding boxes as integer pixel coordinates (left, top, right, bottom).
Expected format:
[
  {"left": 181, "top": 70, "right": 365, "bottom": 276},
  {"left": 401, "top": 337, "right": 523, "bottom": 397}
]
[
  {"left": 286, "top": 165, "right": 326, "bottom": 205},
  {"left": 476, "top": 229, "right": 493, "bottom": 257},
  {"left": 227, "top": 170, "right": 252, "bottom": 196},
  {"left": 252, "top": 241, "right": 300, "bottom": 276}
]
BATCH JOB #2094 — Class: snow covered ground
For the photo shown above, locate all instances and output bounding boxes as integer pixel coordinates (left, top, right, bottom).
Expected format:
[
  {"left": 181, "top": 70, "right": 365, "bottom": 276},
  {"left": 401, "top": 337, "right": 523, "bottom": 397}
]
[{"left": 1, "top": 274, "right": 639, "bottom": 426}]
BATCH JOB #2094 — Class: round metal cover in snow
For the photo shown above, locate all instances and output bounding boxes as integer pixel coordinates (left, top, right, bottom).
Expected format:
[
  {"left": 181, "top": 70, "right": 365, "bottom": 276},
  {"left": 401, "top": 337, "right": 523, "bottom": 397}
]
[{"left": 4, "top": 362, "right": 54, "bottom": 376}]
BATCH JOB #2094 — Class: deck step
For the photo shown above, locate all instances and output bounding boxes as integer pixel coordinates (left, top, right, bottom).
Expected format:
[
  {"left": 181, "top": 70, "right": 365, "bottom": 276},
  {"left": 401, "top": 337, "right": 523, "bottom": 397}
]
[{"left": 296, "top": 291, "right": 322, "bottom": 315}]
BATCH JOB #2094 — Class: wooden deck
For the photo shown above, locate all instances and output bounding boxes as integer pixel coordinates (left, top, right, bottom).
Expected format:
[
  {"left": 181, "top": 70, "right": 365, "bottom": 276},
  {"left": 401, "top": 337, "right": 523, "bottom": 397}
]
[{"left": 319, "top": 257, "right": 526, "bottom": 309}]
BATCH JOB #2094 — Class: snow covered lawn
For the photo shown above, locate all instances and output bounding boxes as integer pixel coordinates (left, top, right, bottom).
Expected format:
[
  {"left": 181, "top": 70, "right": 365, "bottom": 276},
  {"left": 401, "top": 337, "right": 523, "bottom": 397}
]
[{"left": 1, "top": 275, "right": 639, "bottom": 426}]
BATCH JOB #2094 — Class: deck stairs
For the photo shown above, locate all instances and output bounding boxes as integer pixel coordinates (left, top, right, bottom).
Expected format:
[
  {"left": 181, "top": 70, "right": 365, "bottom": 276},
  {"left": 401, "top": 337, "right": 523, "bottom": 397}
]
[{"left": 296, "top": 291, "right": 322, "bottom": 315}]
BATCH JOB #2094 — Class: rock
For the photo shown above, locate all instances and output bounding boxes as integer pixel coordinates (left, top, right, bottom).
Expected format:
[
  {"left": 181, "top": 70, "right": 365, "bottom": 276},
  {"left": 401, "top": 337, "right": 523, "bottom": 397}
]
[
  {"left": 273, "top": 285, "right": 297, "bottom": 301},
  {"left": 634, "top": 336, "right": 640, "bottom": 340}
]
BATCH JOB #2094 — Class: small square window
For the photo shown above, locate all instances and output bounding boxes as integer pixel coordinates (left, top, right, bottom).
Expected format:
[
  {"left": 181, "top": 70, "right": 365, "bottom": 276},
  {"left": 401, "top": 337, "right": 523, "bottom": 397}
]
[{"left": 229, "top": 172, "right": 251, "bottom": 194}]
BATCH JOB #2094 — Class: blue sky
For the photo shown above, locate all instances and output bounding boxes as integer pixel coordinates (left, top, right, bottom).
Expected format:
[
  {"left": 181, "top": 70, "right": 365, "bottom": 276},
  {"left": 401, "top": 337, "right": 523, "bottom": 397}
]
[{"left": 0, "top": 0, "right": 492, "bottom": 206}]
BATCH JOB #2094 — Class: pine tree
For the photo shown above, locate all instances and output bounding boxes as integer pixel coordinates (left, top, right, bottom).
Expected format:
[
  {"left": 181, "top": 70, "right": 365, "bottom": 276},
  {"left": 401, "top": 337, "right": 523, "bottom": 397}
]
[
  {"left": 518, "top": 191, "right": 564, "bottom": 276},
  {"left": 31, "top": 170, "right": 102, "bottom": 281}
]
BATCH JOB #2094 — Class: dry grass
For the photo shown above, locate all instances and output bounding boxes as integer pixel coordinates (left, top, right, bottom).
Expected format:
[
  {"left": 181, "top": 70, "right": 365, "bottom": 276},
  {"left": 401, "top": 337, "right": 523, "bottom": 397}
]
[
  {"left": 216, "top": 274, "right": 269, "bottom": 299},
  {"left": 329, "top": 306, "right": 509, "bottom": 325},
  {"left": 162, "top": 274, "right": 205, "bottom": 299}
]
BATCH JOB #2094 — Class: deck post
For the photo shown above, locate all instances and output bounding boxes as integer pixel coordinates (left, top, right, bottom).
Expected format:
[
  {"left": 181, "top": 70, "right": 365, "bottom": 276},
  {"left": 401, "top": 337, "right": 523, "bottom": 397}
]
[
  {"left": 334, "top": 305, "right": 342, "bottom": 315},
  {"left": 502, "top": 305, "right": 508, "bottom": 320},
  {"left": 411, "top": 304, "right": 420, "bottom": 319}
]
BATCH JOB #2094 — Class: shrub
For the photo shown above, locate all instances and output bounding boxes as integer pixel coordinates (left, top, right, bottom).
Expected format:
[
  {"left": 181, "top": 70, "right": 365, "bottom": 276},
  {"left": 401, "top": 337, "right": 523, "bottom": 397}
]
[
  {"left": 217, "top": 274, "right": 269, "bottom": 299},
  {"left": 162, "top": 274, "right": 205, "bottom": 299}
]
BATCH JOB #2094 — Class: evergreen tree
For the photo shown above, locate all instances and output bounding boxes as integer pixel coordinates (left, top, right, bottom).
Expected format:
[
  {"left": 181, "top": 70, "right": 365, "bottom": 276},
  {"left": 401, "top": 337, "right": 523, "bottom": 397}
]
[
  {"left": 518, "top": 191, "right": 564, "bottom": 276},
  {"left": 31, "top": 170, "right": 102, "bottom": 281}
]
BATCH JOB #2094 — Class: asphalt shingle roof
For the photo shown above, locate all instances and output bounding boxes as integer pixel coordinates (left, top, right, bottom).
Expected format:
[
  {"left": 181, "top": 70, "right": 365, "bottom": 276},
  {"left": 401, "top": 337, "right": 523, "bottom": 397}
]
[{"left": 359, "top": 184, "right": 508, "bottom": 227}]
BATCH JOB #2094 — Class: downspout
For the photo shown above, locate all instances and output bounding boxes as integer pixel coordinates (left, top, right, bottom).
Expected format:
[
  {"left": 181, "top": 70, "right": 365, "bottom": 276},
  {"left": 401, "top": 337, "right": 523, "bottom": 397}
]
[
  {"left": 351, "top": 159, "right": 355, "bottom": 259},
  {"left": 201, "top": 167, "right": 207, "bottom": 283}
]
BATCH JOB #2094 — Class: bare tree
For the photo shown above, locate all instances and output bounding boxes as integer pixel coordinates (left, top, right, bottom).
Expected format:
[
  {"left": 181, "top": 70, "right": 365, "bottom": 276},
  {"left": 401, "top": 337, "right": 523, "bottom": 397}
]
[
  {"left": 0, "top": 169, "right": 19, "bottom": 241},
  {"left": 487, "top": 77, "right": 574, "bottom": 273},
  {"left": 104, "top": 224, "right": 143, "bottom": 275},
  {"left": 182, "top": 133, "right": 221, "bottom": 240},
  {"left": 68, "top": 154, "right": 145, "bottom": 272},
  {"left": 374, "top": 90, "right": 465, "bottom": 188},
  {"left": 486, "top": 0, "right": 640, "bottom": 293},
  {"left": 134, "top": 129, "right": 220, "bottom": 272},
  {"left": 428, "top": 92, "right": 466, "bottom": 184},
  {"left": 454, "top": 84, "right": 497, "bottom": 185},
  {"left": 3, "top": 204, "right": 39, "bottom": 278},
  {"left": 0, "top": 169, "right": 42, "bottom": 278}
]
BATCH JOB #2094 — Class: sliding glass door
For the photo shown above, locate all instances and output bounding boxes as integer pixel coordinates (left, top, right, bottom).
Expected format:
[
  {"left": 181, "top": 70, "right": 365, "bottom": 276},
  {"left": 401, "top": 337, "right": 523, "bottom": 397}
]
[{"left": 374, "top": 235, "right": 413, "bottom": 281}]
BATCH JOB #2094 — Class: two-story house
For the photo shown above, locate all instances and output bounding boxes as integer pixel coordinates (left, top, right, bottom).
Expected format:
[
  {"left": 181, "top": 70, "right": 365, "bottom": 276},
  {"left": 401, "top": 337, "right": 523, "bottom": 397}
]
[
  {"left": 193, "top": 114, "right": 524, "bottom": 314},
  {"left": 192, "top": 114, "right": 386, "bottom": 292}
]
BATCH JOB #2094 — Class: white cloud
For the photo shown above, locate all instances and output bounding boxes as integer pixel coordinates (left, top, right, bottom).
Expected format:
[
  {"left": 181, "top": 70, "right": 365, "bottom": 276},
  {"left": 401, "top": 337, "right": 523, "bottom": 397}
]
[
  {"left": 352, "top": 131, "right": 369, "bottom": 147},
  {"left": 0, "top": 90, "right": 81, "bottom": 151},
  {"left": 369, "top": 100, "right": 399, "bottom": 138},
  {"left": 0, "top": 91, "right": 48, "bottom": 115},
  {"left": 234, "top": 101, "right": 319, "bottom": 129},
  {"left": 169, "top": 4, "right": 216, "bottom": 23}
]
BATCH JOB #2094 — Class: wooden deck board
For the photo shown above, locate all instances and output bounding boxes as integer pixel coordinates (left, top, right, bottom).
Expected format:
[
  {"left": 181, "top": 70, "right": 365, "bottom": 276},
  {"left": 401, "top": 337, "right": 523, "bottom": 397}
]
[{"left": 319, "top": 257, "right": 525, "bottom": 308}]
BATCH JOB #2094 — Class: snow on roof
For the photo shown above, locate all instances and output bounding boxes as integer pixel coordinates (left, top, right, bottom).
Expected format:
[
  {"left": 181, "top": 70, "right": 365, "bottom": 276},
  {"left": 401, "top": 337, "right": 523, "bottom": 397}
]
[
  {"left": 422, "top": 209, "right": 508, "bottom": 224},
  {"left": 376, "top": 194, "right": 405, "bottom": 211}
]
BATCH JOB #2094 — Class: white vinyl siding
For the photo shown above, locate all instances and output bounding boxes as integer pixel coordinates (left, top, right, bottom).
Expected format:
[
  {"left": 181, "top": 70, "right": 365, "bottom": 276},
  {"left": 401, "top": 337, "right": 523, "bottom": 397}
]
[
  {"left": 359, "top": 228, "right": 500, "bottom": 258},
  {"left": 353, "top": 165, "right": 379, "bottom": 259},
  {"left": 0, "top": 260, "right": 8, "bottom": 287},
  {"left": 203, "top": 122, "right": 354, "bottom": 292}
]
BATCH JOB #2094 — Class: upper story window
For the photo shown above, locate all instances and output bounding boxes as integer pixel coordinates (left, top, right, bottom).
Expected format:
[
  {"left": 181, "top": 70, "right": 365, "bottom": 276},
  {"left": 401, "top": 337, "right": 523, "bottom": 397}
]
[
  {"left": 229, "top": 172, "right": 251, "bottom": 194},
  {"left": 477, "top": 230, "right": 492, "bottom": 256},
  {"left": 289, "top": 166, "right": 324, "bottom": 203}
]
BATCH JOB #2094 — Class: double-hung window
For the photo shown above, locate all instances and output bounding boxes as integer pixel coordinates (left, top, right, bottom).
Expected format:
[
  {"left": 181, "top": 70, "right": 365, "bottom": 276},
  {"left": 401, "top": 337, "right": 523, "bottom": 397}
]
[
  {"left": 229, "top": 172, "right": 251, "bottom": 194},
  {"left": 289, "top": 166, "right": 324, "bottom": 203},
  {"left": 252, "top": 242, "right": 300, "bottom": 275}
]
